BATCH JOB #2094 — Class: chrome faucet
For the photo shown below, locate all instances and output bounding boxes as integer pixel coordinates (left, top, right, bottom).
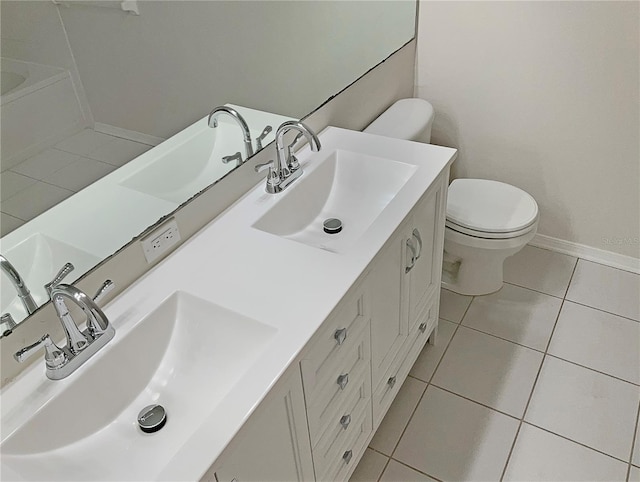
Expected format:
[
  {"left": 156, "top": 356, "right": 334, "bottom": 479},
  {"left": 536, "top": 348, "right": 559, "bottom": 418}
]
[
  {"left": 254, "top": 120, "right": 321, "bottom": 194},
  {"left": 208, "top": 106, "right": 254, "bottom": 161},
  {"left": 14, "top": 263, "right": 115, "bottom": 380},
  {"left": 0, "top": 254, "right": 38, "bottom": 315}
]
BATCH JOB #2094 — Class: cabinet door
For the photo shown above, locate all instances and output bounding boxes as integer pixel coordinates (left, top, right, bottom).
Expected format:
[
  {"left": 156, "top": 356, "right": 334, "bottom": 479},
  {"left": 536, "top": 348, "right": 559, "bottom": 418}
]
[
  {"left": 203, "top": 367, "right": 314, "bottom": 482},
  {"left": 407, "top": 183, "right": 444, "bottom": 330},
  {"left": 369, "top": 229, "right": 408, "bottom": 389}
]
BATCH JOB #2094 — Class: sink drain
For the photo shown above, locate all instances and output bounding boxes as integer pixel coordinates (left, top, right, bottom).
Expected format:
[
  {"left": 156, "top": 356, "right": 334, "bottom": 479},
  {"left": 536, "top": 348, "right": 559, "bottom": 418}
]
[
  {"left": 138, "top": 404, "right": 167, "bottom": 433},
  {"left": 323, "top": 218, "right": 343, "bottom": 234}
]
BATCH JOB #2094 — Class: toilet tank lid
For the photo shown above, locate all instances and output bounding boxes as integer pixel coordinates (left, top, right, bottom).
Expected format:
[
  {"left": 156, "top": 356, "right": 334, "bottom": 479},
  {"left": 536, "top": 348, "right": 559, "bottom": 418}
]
[
  {"left": 364, "top": 98, "right": 434, "bottom": 141},
  {"left": 447, "top": 179, "right": 539, "bottom": 233}
]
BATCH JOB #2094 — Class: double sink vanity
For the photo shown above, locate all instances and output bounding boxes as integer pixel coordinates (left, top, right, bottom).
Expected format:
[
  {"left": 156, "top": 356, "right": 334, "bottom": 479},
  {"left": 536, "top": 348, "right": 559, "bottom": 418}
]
[{"left": 1, "top": 126, "right": 456, "bottom": 481}]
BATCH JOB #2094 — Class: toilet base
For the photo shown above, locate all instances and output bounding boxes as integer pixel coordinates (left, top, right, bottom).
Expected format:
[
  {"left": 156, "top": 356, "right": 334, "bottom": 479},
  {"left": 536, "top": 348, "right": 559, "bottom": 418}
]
[{"left": 441, "top": 225, "right": 536, "bottom": 296}]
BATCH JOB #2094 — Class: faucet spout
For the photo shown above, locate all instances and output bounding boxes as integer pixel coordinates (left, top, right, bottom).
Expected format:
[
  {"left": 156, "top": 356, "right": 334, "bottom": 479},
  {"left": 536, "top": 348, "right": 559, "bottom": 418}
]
[
  {"left": 50, "top": 284, "right": 110, "bottom": 341},
  {"left": 208, "top": 105, "right": 254, "bottom": 159},
  {"left": 275, "top": 121, "right": 321, "bottom": 164},
  {"left": 0, "top": 254, "right": 38, "bottom": 315}
]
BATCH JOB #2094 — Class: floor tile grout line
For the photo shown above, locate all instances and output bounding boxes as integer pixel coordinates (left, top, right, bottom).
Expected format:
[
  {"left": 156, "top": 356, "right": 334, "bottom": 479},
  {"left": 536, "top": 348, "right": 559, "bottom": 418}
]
[
  {"left": 458, "top": 322, "right": 548, "bottom": 354},
  {"left": 388, "top": 457, "right": 445, "bottom": 482},
  {"left": 627, "top": 401, "right": 640, "bottom": 481},
  {"left": 503, "top": 280, "right": 566, "bottom": 300},
  {"left": 524, "top": 421, "right": 633, "bottom": 465},
  {"left": 561, "top": 298, "right": 640, "bottom": 324},
  {"left": 428, "top": 383, "right": 521, "bottom": 421},
  {"left": 561, "top": 257, "right": 580, "bottom": 299},
  {"left": 499, "top": 261, "right": 578, "bottom": 481},
  {"left": 383, "top": 295, "right": 476, "bottom": 474},
  {"left": 545, "top": 352, "right": 640, "bottom": 387}
]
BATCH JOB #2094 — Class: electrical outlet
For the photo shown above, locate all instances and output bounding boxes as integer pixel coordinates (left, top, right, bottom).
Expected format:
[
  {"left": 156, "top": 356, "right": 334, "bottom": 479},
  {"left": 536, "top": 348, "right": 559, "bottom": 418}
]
[{"left": 141, "top": 218, "right": 181, "bottom": 263}]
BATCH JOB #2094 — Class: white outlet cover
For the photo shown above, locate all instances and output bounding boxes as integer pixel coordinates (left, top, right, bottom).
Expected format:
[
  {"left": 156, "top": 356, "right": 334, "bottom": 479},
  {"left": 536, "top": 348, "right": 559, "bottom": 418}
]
[{"left": 141, "top": 218, "right": 181, "bottom": 263}]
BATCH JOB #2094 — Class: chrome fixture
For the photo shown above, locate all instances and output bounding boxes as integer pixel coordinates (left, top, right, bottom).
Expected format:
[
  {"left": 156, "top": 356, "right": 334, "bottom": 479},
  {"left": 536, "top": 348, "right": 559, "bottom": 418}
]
[
  {"left": 0, "top": 254, "right": 38, "bottom": 315},
  {"left": 222, "top": 151, "right": 243, "bottom": 168},
  {"left": 208, "top": 106, "right": 254, "bottom": 160},
  {"left": 14, "top": 264, "right": 115, "bottom": 380},
  {"left": 255, "top": 125, "right": 273, "bottom": 150},
  {"left": 1, "top": 313, "right": 18, "bottom": 336},
  {"left": 254, "top": 121, "right": 321, "bottom": 194}
]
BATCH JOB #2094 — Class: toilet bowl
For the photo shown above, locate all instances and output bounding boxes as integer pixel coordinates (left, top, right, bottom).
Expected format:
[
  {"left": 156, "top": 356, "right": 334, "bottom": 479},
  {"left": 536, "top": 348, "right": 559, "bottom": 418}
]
[{"left": 364, "top": 98, "right": 539, "bottom": 295}]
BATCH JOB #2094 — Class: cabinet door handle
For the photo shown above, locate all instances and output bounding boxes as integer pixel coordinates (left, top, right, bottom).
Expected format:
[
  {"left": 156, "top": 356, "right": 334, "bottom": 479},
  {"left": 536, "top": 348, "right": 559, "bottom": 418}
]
[
  {"left": 412, "top": 228, "right": 423, "bottom": 260},
  {"left": 337, "top": 373, "right": 349, "bottom": 390},
  {"left": 406, "top": 239, "right": 417, "bottom": 273},
  {"left": 419, "top": 322, "right": 428, "bottom": 333},
  {"left": 388, "top": 375, "right": 397, "bottom": 389},
  {"left": 340, "top": 414, "right": 352, "bottom": 429},
  {"left": 343, "top": 450, "right": 353, "bottom": 464},
  {"left": 334, "top": 328, "right": 347, "bottom": 345}
]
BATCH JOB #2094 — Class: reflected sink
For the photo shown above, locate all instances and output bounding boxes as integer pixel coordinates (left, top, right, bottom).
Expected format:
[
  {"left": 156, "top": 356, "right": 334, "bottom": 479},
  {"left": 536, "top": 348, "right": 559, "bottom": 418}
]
[
  {"left": 0, "top": 233, "right": 100, "bottom": 320},
  {"left": 253, "top": 149, "right": 418, "bottom": 253},
  {"left": 1, "top": 291, "right": 277, "bottom": 470}
]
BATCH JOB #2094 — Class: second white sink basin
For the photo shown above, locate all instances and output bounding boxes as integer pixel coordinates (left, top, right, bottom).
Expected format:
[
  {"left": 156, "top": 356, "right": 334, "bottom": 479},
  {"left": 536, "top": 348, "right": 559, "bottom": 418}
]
[
  {"left": 253, "top": 149, "right": 417, "bottom": 253},
  {"left": 1, "top": 291, "right": 277, "bottom": 479}
]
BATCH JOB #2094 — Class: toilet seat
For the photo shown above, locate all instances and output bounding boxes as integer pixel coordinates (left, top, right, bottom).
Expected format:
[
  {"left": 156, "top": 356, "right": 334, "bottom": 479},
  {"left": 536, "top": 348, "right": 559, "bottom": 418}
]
[{"left": 446, "top": 179, "right": 538, "bottom": 239}]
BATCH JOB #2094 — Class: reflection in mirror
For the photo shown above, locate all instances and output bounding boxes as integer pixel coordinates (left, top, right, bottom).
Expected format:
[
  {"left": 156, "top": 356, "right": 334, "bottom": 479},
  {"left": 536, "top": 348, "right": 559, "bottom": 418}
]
[{"left": 0, "top": 0, "right": 417, "bottom": 329}]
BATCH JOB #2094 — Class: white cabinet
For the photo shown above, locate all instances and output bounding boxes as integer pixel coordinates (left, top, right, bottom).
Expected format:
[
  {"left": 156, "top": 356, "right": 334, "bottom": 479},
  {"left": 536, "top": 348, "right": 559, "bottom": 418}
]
[
  {"left": 205, "top": 171, "right": 449, "bottom": 482},
  {"left": 369, "top": 224, "right": 409, "bottom": 389},
  {"left": 370, "top": 174, "right": 447, "bottom": 427},
  {"left": 201, "top": 365, "right": 314, "bottom": 482}
]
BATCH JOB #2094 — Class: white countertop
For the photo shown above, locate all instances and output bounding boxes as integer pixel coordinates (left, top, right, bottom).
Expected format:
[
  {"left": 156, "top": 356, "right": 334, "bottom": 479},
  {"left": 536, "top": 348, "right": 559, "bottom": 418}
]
[{"left": 0, "top": 127, "right": 456, "bottom": 481}]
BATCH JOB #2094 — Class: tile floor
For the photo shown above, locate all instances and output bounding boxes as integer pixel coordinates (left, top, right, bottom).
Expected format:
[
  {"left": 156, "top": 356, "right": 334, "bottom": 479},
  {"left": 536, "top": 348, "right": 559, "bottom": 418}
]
[
  {"left": 351, "top": 245, "right": 640, "bottom": 481},
  {"left": 1, "top": 129, "right": 153, "bottom": 236}
]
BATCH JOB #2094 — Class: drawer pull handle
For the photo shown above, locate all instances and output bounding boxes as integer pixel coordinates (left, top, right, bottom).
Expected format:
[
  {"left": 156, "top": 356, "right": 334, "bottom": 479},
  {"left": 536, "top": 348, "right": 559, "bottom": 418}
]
[
  {"left": 340, "top": 414, "right": 352, "bottom": 429},
  {"left": 412, "top": 228, "right": 423, "bottom": 260},
  {"left": 334, "top": 328, "right": 347, "bottom": 345},
  {"left": 406, "top": 239, "right": 417, "bottom": 273},
  {"left": 419, "top": 322, "right": 428, "bottom": 333},
  {"left": 343, "top": 450, "right": 353, "bottom": 464},
  {"left": 337, "top": 373, "right": 349, "bottom": 390},
  {"left": 388, "top": 376, "right": 397, "bottom": 389}
]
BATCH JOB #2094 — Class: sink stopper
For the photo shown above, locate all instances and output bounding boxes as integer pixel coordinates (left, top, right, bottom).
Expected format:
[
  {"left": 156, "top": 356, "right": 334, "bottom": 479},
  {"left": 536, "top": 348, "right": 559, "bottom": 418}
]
[
  {"left": 323, "top": 218, "right": 343, "bottom": 234},
  {"left": 137, "top": 404, "right": 167, "bottom": 433}
]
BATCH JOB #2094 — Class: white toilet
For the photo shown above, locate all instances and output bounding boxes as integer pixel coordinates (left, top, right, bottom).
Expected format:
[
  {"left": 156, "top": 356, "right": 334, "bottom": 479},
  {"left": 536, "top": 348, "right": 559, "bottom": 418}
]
[{"left": 364, "top": 98, "right": 539, "bottom": 295}]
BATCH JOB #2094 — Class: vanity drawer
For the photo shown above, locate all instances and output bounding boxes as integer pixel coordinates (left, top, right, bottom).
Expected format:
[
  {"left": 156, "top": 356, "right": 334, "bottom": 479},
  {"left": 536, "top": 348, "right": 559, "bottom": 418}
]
[
  {"left": 300, "top": 282, "right": 368, "bottom": 393},
  {"left": 373, "top": 301, "right": 437, "bottom": 427},
  {"left": 306, "top": 324, "right": 370, "bottom": 442},
  {"left": 315, "top": 402, "right": 372, "bottom": 482},
  {"left": 310, "top": 360, "right": 371, "bottom": 447}
]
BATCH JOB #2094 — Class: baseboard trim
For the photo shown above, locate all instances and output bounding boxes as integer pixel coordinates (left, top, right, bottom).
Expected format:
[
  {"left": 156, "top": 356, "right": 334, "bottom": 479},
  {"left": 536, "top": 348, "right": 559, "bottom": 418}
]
[
  {"left": 530, "top": 234, "right": 640, "bottom": 274},
  {"left": 94, "top": 123, "right": 165, "bottom": 147}
]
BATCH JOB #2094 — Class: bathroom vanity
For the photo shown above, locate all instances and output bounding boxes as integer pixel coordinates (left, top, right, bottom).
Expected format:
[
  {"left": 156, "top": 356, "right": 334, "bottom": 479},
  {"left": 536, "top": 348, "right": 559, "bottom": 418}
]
[{"left": 0, "top": 127, "right": 456, "bottom": 481}]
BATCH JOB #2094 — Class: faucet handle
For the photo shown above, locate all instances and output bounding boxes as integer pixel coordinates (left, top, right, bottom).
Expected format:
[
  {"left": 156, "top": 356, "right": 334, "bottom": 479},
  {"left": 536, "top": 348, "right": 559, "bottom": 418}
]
[
  {"left": 93, "top": 280, "right": 115, "bottom": 305},
  {"left": 14, "top": 334, "right": 66, "bottom": 369},
  {"left": 222, "top": 152, "right": 243, "bottom": 165},
  {"left": 254, "top": 160, "right": 274, "bottom": 174},
  {"left": 1, "top": 313, "right": 17, "bottom": 336},
  {"left": 45, "top": 262, "right": 75, "bottom": 296},
  {"left": 256, "top": 125, "right": 273, "bottom": 150}
]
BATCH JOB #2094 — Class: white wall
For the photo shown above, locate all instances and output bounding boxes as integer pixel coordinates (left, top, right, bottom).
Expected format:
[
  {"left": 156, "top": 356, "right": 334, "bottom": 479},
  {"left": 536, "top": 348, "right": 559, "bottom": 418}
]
[{"left": 416, "top": 1, "right": 639, "bottom": 260}]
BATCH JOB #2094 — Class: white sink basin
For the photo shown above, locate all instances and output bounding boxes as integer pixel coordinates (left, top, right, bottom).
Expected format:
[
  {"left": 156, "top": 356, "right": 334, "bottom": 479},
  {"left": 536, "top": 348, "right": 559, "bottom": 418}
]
[
  {"left": 1, "top": 291, "right": 277, "bottom": 479},
  {"left": 253, "top": 149, "right": 417, "bottom": 253},
  {"left": 1, "top": 233, "right": 100, "bottom": 320}
]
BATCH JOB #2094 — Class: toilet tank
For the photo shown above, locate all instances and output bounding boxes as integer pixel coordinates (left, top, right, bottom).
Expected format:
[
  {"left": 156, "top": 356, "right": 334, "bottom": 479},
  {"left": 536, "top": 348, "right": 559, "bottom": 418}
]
[{"left": 364, "top": 98, "right": 435, "bottom": 143}]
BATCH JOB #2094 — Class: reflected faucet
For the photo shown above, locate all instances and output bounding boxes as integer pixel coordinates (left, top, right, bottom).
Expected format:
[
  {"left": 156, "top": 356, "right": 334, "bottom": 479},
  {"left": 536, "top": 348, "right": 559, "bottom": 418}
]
[
  {"left": 208, "top": 106, "right": 254, "bottom": 161},
  {"left": 255, "top": 120, "right": 321, "bottom": 194},
  {"left": 0, "top": 254, "right": 38, "bottom": 315},
  {"left": 14, "top": 264, "right": 115, "bottom": 380}
]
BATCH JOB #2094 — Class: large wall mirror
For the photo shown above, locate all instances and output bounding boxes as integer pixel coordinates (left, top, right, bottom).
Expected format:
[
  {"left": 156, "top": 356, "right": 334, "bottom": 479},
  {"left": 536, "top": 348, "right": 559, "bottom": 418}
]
[{"left": 0, "top": 0, "right": 417, "bottom": 331}]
